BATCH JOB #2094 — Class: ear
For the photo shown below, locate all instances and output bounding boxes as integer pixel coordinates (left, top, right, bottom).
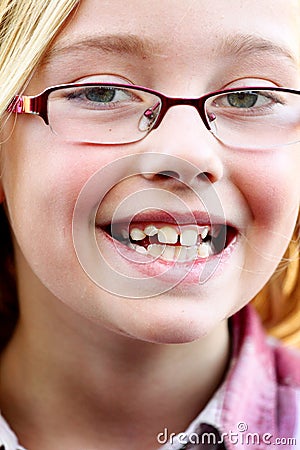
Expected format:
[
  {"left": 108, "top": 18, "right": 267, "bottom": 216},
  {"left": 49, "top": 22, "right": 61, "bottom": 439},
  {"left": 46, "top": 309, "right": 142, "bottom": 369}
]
[
  {"left": 0, "top": 181, "right": 5, "bottom": 204},
  {"left": 0, "top": 147, "right": 5, "bottom": 203},
  {"left": 0, "top": 184, "right": 5, "bottom": 204},
  {"left": 0, "top": 172, "right": 5, "bottom": 203}
]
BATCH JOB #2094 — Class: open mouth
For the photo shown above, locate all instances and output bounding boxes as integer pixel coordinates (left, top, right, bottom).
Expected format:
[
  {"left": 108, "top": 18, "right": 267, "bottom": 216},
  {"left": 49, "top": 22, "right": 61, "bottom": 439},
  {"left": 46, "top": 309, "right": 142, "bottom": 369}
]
[{"left": 101, "top": 221, "right": 237, "bottom": 263}]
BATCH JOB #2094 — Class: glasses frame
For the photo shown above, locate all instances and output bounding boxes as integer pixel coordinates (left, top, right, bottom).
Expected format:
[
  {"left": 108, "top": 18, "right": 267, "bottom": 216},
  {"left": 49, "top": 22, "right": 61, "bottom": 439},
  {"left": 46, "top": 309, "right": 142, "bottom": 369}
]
[{"left": 8, "top": 83, "right": 300, "bottom": 143}]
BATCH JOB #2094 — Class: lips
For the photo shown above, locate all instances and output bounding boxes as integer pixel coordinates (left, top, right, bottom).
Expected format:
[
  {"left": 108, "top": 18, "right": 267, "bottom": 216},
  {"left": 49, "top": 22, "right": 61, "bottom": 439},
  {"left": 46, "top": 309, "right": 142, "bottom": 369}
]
[{"left": 99, "top": 211, "right": 238, "bottom": 264}]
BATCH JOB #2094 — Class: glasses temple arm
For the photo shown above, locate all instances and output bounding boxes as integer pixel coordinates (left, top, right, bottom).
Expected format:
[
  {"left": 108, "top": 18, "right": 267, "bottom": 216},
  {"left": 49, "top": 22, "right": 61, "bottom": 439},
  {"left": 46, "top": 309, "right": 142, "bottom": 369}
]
[{"left": 7, "top": 95, "right": 40, "bottom": 115}]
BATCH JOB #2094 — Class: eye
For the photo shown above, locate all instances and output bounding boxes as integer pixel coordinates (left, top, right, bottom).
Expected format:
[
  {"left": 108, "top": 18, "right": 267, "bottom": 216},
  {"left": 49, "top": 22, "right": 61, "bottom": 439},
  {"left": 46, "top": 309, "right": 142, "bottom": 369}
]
[
  {"left": 226, "top": 92, "right": 259, "bottom": 108},
  {"left": 217, "top": 91, "right": 272, "bottom": 109},
  {"left": 66, "top": 85, "right": 135, "bottom": 108},
  {"left": 85, "top": 87, "right": 117, "bottom": 103},
  {"left": 211, "top": 90, "right": 285, "bottom": 115}
]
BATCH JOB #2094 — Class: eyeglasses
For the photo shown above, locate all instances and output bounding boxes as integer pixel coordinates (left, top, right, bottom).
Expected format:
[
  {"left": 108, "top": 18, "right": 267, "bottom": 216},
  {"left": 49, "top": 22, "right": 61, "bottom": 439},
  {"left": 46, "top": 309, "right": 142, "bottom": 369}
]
[{"left": 8, "top": 83, "right": 300, "bottom": 149}]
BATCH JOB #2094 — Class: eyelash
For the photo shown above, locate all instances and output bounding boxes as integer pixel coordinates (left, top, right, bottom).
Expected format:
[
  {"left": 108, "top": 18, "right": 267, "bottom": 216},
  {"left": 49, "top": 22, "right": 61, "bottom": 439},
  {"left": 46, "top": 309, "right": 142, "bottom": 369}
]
[
  {"left": 64, "top": 87, "right": 141, "bottom": 110},
  {"left": 212, "top": 91, "right": 286, "bottom": 115}
]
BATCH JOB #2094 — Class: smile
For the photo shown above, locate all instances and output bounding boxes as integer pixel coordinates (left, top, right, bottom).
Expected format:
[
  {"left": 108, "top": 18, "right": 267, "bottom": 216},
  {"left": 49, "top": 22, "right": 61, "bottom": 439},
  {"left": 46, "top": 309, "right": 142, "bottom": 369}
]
[{"left": 101, "top": 221, "right": 237, "bottom": 263}]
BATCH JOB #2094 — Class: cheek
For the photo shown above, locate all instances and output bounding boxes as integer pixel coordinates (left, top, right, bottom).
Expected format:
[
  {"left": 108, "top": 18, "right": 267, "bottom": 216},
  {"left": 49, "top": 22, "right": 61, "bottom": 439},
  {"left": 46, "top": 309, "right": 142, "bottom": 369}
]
[
  {"left": 1, "top": 124, "right": 119, "bottom": 290},
  {"left": 4, "top": 159, "right": 85, "bottom": 292},
  {"left": 2, "top": 118, "right": 117, "bottom": 233},
  {"left": 229, "top": 148, "right": 300, "bottom": 224},
  {"left": 229, "top": 148, "right": 300, "bottom": 277}
]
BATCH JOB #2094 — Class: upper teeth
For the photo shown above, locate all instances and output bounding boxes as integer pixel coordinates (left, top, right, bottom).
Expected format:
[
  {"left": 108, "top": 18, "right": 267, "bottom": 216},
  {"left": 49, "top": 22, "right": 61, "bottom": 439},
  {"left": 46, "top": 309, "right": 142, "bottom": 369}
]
[
  {"left": 130, "top": 228, "right": 146, "bottom": 241},
  {"left": 180, "top": 227, "right": 198, "bottom": 246},
  {"left": 130, "top": 224, "right": 210, "bottom": 246},
  {"left": 158, "top": 226, "right": 178, "bottom": 244},
  {"left": 144, "top": 225, "right": 158, "bottom": 236}
]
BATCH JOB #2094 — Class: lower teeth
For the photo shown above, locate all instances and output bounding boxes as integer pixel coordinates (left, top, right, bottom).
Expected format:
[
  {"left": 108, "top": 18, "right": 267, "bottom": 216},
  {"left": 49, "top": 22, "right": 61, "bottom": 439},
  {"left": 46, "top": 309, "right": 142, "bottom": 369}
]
[{"left": 129, "top": 242, "right": 212, "bottom": 262}]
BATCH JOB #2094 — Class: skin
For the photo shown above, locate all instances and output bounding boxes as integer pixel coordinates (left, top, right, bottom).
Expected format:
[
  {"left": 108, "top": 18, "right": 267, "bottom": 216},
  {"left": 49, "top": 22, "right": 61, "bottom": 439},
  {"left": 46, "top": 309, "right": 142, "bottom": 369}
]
[{"left": 0, "top": 0, "right": 300, "bottom": 449}]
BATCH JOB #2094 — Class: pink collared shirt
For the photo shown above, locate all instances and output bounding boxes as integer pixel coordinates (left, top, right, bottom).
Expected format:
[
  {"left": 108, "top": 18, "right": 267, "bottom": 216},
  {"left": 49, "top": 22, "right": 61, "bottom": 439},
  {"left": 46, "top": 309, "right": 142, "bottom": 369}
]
[
  {"left": 158, "top": 306, "right": 300, "bottom": 449},
  {"left": 0, "top": 306, "right": 299, "bottom": 450}
]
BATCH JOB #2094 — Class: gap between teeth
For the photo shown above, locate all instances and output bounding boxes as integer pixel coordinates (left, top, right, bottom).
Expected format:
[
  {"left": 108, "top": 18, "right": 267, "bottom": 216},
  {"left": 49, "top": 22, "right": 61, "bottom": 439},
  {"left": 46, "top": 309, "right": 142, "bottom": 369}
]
[
  {"left": 130, "top": 224, "right": 210, "bottom": 246},
  {"left": 126, "top": 224, "right": 216, "bottom": 261}
]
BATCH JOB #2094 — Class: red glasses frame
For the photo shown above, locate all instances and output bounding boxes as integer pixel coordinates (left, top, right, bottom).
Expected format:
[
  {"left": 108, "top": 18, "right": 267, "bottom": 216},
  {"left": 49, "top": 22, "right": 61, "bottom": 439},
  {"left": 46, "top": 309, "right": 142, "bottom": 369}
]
[{"left": 8, "top": 83, "right": 300, "bottom": 128}]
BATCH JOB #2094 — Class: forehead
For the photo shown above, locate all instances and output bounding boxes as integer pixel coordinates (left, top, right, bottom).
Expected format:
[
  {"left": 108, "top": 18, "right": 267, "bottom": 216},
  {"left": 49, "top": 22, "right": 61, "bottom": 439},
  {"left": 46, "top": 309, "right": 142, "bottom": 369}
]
[
  {"left": 32, "top": 0, "right": 299, "bottom": 94},
  {"left": 54, "top": 0, "right": 300, "bottom": 55}
]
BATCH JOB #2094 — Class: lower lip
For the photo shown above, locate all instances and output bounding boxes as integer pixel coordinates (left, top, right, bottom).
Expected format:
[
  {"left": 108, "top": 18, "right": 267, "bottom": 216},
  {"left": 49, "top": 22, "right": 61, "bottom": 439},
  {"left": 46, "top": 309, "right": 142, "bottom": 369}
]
[{"left": 95, "top": 227, "right": 239, "bottom": 286}]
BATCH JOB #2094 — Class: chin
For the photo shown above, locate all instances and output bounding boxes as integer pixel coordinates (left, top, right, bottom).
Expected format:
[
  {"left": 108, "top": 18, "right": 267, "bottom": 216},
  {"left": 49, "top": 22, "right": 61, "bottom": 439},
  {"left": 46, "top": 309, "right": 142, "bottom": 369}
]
[{"left": 122, "top": 308, "right": 224, "bottom": 345}]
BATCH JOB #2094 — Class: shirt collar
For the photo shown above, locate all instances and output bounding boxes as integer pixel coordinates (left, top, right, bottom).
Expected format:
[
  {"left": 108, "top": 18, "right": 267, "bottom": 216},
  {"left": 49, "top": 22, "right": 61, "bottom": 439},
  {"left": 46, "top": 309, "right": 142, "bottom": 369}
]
[{"left": 0, "top": 413, "right": 25, "bottom": 450}]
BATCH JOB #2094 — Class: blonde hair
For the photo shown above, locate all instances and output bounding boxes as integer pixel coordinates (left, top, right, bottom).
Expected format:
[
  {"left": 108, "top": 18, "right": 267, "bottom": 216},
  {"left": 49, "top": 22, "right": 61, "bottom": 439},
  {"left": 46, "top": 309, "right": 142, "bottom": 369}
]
[
  {"left": 0, "top": 0, "right": 79, "bottom": 116},
  {"left": 0, "top": 0, "right": 79, "bottom": 349},
  {"left": 252, "top": 218, "right": 300, "bottom": 347},
  {"left": 0, "top": 0, "right": 299, "bottom": 348}
]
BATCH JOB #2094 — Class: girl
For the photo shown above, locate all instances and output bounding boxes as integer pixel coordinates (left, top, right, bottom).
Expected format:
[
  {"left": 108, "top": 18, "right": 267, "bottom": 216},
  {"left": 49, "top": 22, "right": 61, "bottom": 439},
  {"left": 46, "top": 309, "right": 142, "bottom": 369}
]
[{"left": 0, "top": 1, "right": 300, "bottom": 449}]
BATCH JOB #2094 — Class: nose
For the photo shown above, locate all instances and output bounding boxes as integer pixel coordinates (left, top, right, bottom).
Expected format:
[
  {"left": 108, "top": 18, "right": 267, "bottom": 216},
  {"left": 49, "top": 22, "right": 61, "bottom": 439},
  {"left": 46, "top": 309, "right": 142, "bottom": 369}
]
[{"left": 139, "top": 104, "right": 224, "bottom": 185}]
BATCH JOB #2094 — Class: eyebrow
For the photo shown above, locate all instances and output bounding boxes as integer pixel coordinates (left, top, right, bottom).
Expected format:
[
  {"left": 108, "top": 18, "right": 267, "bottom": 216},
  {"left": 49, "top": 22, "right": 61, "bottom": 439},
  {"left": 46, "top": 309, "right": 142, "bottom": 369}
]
[
  {"left": 43, "top": 33, "right": 157, "bottom": 64},
  {"left": 43, "top": 32, "right": 297, "bottom": 67},
  {"left": 217, "top": 33, "right": 296, "bottom": 64}
]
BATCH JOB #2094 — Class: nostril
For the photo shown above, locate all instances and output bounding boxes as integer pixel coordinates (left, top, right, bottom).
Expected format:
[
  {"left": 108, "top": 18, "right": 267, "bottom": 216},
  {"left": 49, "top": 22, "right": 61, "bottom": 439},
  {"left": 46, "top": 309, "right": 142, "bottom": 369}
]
[
  {"left": 156, "top": 170, "right": 180, "bottom": 180},
  {"left": 197, "top": 171, "right": 216, "bottom": 183}
]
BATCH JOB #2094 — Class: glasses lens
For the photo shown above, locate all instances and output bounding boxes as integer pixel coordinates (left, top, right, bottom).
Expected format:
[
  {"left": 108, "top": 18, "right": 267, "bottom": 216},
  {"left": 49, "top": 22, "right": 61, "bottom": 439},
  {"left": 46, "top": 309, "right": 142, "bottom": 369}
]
[
  {"left": 206, "top": 89, "right": 300, "bottom": 149},
  {"left": 47, "top": 84, "right": 162, "bottom": 144}
]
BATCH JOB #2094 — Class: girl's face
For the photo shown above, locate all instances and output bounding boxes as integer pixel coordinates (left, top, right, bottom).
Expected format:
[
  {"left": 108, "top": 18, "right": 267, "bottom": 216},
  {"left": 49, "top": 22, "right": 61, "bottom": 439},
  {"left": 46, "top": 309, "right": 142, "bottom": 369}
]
[{"left": 1, "top": 0, "right": 300, "bottom": 343}]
